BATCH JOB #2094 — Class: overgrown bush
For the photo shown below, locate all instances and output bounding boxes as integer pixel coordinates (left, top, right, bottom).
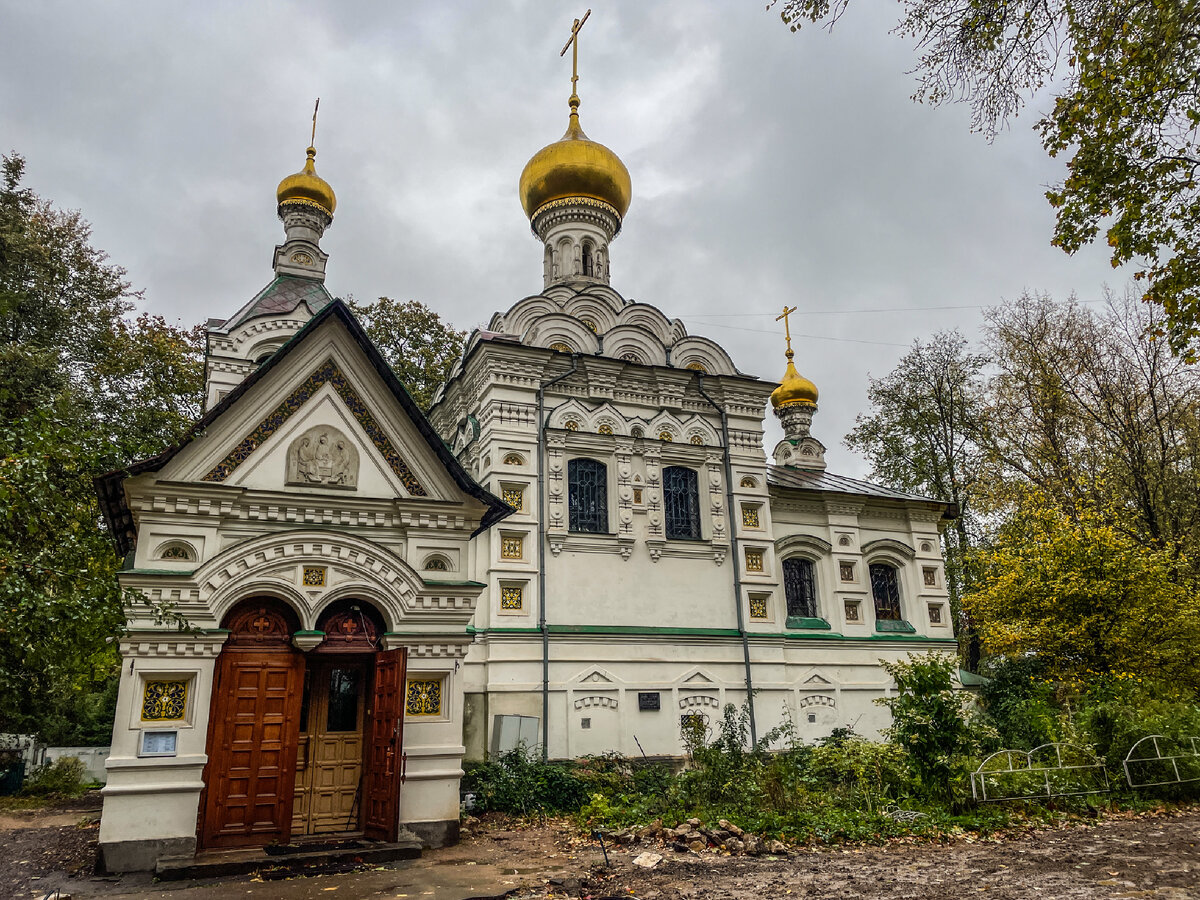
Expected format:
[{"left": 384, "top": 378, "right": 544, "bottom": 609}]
[
  {"left": 1076, "top": 676, "right": 1200, "bottom": 798},
  {"left": 878, "top": 653, "right": 981, "bottom": 804},
  {"left": 806, "top": 735, "right": 910, "bottom": 813},
  {"left": 20, "top": 757, "right": 89, "bottom": 798},
  {"left": 978, "top": 657, "right": 1062, "bottom": 750},
  {"left": 462, "top": 747, "right": 587, "bottom": 815}
]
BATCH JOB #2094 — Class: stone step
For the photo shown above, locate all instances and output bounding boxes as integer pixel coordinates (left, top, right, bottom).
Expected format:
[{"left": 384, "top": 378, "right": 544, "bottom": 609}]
[{"left": 155, "top": 833, "right": 423, "bottom": 881}]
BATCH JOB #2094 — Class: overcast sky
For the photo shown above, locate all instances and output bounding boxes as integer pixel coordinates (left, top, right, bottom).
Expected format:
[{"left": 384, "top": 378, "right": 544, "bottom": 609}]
[{"left": 2, "top": 1, "right": 1124, "bottom": 476}]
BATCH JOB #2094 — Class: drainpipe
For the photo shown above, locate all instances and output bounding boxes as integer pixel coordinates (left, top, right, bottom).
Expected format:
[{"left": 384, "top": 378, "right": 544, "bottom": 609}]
[
  {"left": 695, "top": 373, "right": 757, "bottom": 746},
  {"left": 536, "top": 354, "right": 579, "bottom": 761}
]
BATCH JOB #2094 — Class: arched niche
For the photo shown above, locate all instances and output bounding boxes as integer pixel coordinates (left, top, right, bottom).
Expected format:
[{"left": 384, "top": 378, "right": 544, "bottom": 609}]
[
  {"left": 603, "top": 323, "right": 668, "bottom": 367},
  {"left": 615, "top": 302, "right": 676, "bottom": 344},
  {"left": 311, "top": 598, "right": 386, "bottom": 654},
  {"left": 221, "top": 597, "right": 302, "bottom": 649},
  {"left": 671, "top": 335, "right": 738, "bottom": 376}
]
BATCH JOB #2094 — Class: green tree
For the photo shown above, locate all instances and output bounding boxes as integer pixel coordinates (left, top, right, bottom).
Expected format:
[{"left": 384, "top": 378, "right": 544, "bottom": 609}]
[
  {"left": 770, "top": 1, "right": 1200, "bottom": 358},
  {"left": 844, "top": 331, "right": 987, "bottom": 664},
  {"left": 349, "top": 297, "right": 465, "bottom": 411},
  {"left": 964, "top": 488, "right": 1200, "bottom": 692},
  {"left": 0, "top": 153, "right": 201, "bottom": 740}
]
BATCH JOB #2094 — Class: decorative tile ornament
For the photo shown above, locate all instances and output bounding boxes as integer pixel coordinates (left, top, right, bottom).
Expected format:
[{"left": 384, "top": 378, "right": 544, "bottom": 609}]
[
  {"left": 844, "top": 600, "right": 861, "bottom": 622},
  {"left": 159, "top": 544, "right": 193, "bottom": 561},
  {"left": 549, "top": 342, "right": 572, "bottom": 353},
  {"left": 581, "top": 318, "right": 598, "bottom": 333},
  {"left": 923, "top": 567, "right": 938, "bottom": 587},
  {"left": 424, "top": 557, "right": 448, "bottom": 571},
  {"left": 839, "top": 561, "right": 855, "bottom": 582},
  {"left": 689, "top": 435, "right": 703, "bottom": 445},
  {"left": 564, "top": 420, "right": 579, "bottom": 431},
  {"left": 685, "top": 362, "right": 708, "bottom": 373},
  {"left": 745, "top": 548, "right": 764, "bottom": 572},
  {"left": 142, "top": 680, "right": 187, "bottom": 721},
  {"left": 302, "top": 566, "right": 326, "bottom": 587},
  {"left": 501, "top": 585, "right": 523, "bottom": 610},
  {"left": 501, "top": 535, "right": 524, "bottom": 559},
  {"left": 406, "top": 678, "right": 442, "bottom": 716},
  {"left": 928, "top": 603, "right": 943, "bottom": 624},
  {"left": 739, "top": 476, "right": 756, "bottom": 488},
  {"left": 742, "top": 506, "right": 760, "bottom": 528},
  {"left": 748, "top": 595, "right": 768, "bottom": 619},
  {"left": 502, "top": 486, "right": 524, "bottom": 511},
  {"left": 658, "top": 431, "right": 673, "bottom": 442},
  {"left": 503, "top": 453, "right": 524, "bottom": 466},
  {"left": 202, "top": 359, "right": 427, "bottom": 496},
  {"left": 597, "top": 423, "right": 614, "bottom": 435}
]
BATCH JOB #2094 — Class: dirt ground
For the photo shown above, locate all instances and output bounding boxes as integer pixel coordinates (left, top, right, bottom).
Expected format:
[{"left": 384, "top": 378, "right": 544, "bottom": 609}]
[{"left": 2, "top": 799, "right": 1198, "bottom": 899}]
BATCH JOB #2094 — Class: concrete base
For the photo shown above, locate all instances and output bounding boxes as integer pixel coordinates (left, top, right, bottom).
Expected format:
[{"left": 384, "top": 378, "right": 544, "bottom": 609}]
[
  {"left": 99, "top": 836, "right": 197, "bottom": 874},
  {"left": 406, "top": 819, "right": 460, "bottom": 848}
]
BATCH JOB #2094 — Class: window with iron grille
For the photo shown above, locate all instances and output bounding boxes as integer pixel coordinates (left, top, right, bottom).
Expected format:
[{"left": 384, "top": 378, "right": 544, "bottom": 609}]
[
  {"left": 870, "top": 563, "right": 902, "bottom": 620},
  {"left": 783, "top": 557, "right": 818, "bottom": 618},
  {"left": 663, "top": 466, "right": 701, "bottom": 540},
  {"left": 568, "top": 457, "right": 608, "bottom": 533}
]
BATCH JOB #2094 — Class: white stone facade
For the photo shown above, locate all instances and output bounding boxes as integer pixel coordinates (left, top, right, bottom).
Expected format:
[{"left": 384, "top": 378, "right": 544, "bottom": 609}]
[{"left": 428, "top": 281, "right": 958, "bottom": 761}]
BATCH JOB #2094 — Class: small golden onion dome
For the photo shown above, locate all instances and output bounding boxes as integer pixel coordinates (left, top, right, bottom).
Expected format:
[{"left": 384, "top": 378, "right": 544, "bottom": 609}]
[
  {"left": 276, "top": 146, "right": 336, "bottom": 216},
  {"left": 519, "top": 97, "right": 631, "bottom": 220},
  {"left": 770, "top": 350, "right": 819, "bottom": 409}
]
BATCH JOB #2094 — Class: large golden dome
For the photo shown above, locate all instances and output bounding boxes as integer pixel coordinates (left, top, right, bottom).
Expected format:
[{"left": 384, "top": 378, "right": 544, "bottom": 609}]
[
  {"left": 770, "top": 350, "right": 819, "bottom": 409},
  {"left": 277, "top": 146, "right": 336, "bottom": 216},
  {"left": 519, "top": 97, "right": 631, "bottom": 221}
]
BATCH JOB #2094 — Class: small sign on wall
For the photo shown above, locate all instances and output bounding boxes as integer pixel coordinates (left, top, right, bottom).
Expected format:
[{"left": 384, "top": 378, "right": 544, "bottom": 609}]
[
  {"left": 638, "top": 692, "right": 660, "bottom": 711},
  {"left": 140, "top": 730, "right": 178, "bottom": 757}
]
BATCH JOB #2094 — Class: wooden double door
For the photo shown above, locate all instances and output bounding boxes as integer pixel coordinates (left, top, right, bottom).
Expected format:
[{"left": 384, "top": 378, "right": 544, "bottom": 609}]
[{"left": 200, "top": 600, "right": 407, "bottom": 849}]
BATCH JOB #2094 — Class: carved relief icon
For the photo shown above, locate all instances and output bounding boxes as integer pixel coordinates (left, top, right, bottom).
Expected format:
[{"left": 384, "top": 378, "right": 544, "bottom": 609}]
[{"left": 287, "top": 425, "right": 359, "bottom": 488}]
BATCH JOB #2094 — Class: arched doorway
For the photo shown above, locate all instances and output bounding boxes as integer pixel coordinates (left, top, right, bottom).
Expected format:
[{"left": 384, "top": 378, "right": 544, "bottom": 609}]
[{"left": 200, "top": 597, "right": 407, "bottom": 850}]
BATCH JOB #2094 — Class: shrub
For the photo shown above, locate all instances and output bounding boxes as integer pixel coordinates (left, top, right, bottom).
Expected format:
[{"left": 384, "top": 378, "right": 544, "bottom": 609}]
[
  {"left": 806, "top": 736, "right": 910, "bottom": 812},
  {"left": 462, "top": 747, "right": 587, "bottom": 815},
  {"left": 978, "top": 657, "right": 1063, "bottom": 750},
  {"left": 20, "top": 757, "right": 89, "bottom": 798},
  {"left": 878, "top": 653, "right": 978, "bottom": 804}
]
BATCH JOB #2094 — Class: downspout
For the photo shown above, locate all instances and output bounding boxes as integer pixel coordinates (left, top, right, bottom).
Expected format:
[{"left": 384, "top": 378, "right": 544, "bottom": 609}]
[
  {"left": 695, "top": 373, "right": 758, "bottom": 746},
  {"left": 536, "top": 353, "right": 579, "bottom": 760}
]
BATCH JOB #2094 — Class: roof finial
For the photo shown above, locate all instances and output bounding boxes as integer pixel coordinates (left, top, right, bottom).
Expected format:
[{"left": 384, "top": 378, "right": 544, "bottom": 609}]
[
  {"left": 310, "top": 98, "right": 320, "bottom": 154},
  {"left": 776, "top": 304, "right": 798, "bottom": 358},
  {"left": 560, "top": 9, "right": 591, "bottom": 118}
]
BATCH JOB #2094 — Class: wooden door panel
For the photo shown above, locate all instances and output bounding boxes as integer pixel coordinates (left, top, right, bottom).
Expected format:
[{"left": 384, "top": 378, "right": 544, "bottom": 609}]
[
  {"left": 202, "top": 650, "right": 304, "bottom": 848},
  {"left": 363, "top": 649, "right": 406, "bottom": 841}
]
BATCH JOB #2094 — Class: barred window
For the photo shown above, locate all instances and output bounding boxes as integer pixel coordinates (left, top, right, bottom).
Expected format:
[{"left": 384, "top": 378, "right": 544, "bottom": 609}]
[
  {"left": 783, "top": 558, "right": 818, "bottom": 619},
  {"left": 870, "top": 563, "right": 902, "bottom": 621},
  {"left": 663, "top": 466, "right": 701, "bottom": 540},
  {"left": 568, "top": 458, "right": 608, "bottom": 533}
]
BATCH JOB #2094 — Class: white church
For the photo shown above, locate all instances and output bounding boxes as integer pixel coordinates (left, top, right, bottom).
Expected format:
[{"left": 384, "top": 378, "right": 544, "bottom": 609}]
[{"left": 93, "top": 36, "right": 957, "bottom": 874}]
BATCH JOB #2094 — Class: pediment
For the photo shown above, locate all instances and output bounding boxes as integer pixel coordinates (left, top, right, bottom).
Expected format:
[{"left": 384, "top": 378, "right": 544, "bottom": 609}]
[
  {"left": 681, "top": 670, "right": 715, "bottom": 685},
  {"left": 802, "top": 673, "right": 833, "bottom": 686},
  {"left": 97, "top": 302, "right": 511, "bottom": 560},
  {"left": 217, "top": 387, "right": 422, "bottom": 500}
]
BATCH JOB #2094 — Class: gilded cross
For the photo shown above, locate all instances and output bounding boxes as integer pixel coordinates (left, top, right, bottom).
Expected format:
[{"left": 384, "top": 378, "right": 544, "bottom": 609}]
[
  {"left": 560, "top": 9, "right": 592, "bottom": 97},
  {"left": 310, "top": 97, "right": 320, "bottom": 147},
  {"left": 776, "top": 305, "right": 798, "bottom": 354}
]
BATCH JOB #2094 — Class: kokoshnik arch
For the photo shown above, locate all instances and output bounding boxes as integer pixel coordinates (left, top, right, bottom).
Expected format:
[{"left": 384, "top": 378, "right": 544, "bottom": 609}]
[{"left": 94, "top": 16, "right": 957, "bottom": 874}]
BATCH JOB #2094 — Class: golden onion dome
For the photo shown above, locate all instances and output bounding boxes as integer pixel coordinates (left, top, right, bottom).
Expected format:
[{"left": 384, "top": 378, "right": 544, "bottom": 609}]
[
  {"left": 770, "top": 349, "right": 819, "bottom": 409},
  {"left": 276, "top": 146, "right": 336, "bottom": 217},
  {"left": 519, "top": 97, "right": 631, "bottom": 221}
]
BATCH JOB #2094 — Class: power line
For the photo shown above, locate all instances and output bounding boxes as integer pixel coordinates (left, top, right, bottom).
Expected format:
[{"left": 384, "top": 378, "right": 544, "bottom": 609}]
[
  {"left": 683, "top": 298, "right": 1108, "bottom": 318},
  {"left": 679, "top": 318, "right": 910, "bottom": 348}
]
